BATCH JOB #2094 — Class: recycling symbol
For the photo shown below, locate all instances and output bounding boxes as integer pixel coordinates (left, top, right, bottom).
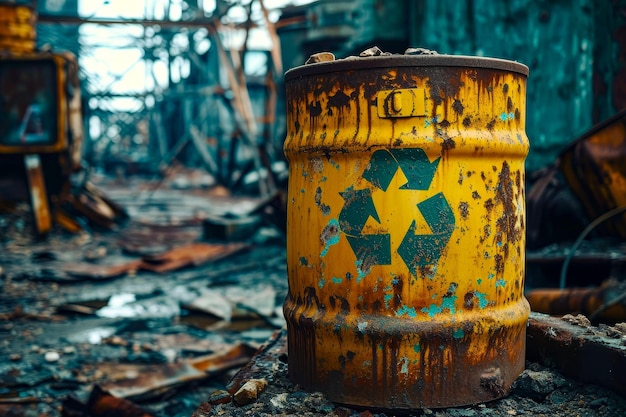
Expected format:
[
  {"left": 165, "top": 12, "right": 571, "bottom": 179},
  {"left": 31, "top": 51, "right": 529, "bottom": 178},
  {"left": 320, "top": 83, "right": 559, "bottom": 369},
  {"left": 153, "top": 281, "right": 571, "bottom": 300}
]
[{"left": 338, "top": 148, "right": 455, "bottom": 277}]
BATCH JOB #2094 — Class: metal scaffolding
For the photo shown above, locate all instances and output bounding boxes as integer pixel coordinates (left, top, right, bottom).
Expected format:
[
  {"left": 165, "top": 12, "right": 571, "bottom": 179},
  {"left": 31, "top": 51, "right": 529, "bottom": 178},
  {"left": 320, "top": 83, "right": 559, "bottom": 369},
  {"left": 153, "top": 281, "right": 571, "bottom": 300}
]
[{"left": 36, "top": 0, "right": 288, "bottom": 196}]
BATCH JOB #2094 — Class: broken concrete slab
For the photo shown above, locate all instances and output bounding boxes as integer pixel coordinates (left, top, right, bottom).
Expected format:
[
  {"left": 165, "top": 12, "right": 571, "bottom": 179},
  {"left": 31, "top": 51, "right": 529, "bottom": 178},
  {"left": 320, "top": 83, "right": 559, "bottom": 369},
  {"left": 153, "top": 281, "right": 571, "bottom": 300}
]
[{"left": 526, "top": 311, "right": 626, "bottom": 397}]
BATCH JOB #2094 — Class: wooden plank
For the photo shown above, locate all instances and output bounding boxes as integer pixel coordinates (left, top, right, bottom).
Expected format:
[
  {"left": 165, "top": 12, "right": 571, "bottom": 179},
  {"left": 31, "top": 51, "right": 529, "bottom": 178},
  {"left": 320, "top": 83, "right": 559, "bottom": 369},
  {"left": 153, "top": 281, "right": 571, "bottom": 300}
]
[{"left": 23, "top": 154, "right": 51, "bottom": 235}]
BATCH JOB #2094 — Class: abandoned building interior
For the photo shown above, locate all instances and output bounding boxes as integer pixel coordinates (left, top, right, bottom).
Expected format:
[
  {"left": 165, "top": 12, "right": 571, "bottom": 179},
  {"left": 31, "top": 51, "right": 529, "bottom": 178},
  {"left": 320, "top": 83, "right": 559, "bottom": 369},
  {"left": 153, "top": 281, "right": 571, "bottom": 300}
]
[{"left": 1, "top": 0, "right": 626, "bottom": 416}]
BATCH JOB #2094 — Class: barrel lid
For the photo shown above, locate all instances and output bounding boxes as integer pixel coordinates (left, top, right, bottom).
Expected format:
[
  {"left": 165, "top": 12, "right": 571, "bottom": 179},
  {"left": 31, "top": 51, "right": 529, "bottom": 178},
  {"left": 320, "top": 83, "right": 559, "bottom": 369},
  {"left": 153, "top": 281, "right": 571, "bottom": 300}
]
[{"left": 284, "top": 49, "right": 529, "bottom": 81}]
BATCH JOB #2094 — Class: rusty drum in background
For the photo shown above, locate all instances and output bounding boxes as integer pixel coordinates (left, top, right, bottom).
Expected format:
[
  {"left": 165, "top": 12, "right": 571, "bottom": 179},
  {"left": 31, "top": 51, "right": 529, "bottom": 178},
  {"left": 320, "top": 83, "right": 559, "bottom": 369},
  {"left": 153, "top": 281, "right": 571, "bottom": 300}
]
[
  {"left": 0, "top": 1, "right": 37, "bottom": 54},
  {"left": 283, "top": 50, "right": 530, "bottom": 408},
  {"left": 560, "top": 109, "right": 626, "bottom": 238}
]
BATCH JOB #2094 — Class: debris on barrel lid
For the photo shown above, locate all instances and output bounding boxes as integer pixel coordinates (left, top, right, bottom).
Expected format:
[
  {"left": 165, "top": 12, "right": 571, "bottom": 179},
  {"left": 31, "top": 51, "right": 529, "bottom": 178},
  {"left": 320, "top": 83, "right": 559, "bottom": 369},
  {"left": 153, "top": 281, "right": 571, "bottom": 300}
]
[
  {"left": 305, "top": 52, "right": 335, "bottom": 64},
  {"left": 405, "top": 47, "right": 439, "bottom": 55},
  {"left": 359, "top": 46, "right": 391, "bottom": 57}
]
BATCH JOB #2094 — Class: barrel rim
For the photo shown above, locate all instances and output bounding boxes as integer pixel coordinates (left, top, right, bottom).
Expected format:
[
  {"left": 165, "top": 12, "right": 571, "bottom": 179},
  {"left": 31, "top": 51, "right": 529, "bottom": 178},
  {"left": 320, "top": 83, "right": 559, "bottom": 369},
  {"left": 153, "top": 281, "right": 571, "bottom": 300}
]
[{"left": 284, "top": 54, "right": 529, "bottom": 80}]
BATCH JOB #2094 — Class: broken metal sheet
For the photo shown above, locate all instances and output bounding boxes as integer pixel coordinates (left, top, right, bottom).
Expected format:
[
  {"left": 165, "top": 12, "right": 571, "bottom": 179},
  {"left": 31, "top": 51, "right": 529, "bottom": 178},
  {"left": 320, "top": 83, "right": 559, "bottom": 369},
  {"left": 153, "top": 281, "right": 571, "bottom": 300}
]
[
  {"left": 88, "top": 343, "right": 254, "bottom": 401},
  {"left": 185, "top": 289, "right": 234, "bottom": 321},
  {"left": 105, "top": 188, "right": 274, "bottom": 225},
  {"left": 184, "top": 285, "right": 276, "bottom": 322},
  {"left": 56, "top": 242, "right": 248, "bottom": 280},
  {"left": 62, "top": 260, "right": 142, "bottom": 280},
  {"left": 63, "top": 385, "right": 156, "bottom": 417},
  {"left": 202, "top": 215, "right": 262, "bottom": 242},
  {"left": 118, "top": 225, "right": 202, "bottom": 256},
  {"left": 95, "top": 293, "right": 181, "bottom": 319},
  {"left": 145, "top": 333, "right": 232, "bottom": 357},
  {"left": 140, "top": 242, "right": 248, "bottom": 273},
  {"left": 227, "top": 285, "right": 277, "bottom": 319}
]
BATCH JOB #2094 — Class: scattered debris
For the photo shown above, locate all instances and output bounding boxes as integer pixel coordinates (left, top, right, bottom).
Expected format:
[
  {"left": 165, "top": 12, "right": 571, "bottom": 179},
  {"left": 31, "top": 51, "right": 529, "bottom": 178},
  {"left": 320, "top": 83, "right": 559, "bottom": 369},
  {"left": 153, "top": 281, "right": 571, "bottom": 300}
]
[
  {"left": 233, "top": 379, "right": 268, "bottom": 406},
  {"left": 44, "top": 351, "right": 60, "bottom": 363},
  {"left": 511, "top": 369, "right": 567, "bottom": 401},
  {"left": 208, "top": 389, "right": 232, "bottom": 405},
  {"left": 304, "top": 52, "right": 335, "bottom": 64}
]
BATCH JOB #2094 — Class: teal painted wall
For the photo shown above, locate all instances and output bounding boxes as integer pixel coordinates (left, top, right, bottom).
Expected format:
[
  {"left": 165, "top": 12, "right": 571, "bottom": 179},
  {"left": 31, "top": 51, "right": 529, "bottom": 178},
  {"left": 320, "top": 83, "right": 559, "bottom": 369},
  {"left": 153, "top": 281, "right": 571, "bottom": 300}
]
[{"left": 409, "top": 0, "right": 626, "bottom": 171}]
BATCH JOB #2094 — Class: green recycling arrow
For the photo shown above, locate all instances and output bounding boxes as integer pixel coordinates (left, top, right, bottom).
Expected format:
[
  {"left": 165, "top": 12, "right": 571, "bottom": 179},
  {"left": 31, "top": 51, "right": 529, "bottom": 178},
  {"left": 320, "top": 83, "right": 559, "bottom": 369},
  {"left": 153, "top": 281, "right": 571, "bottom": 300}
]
[
  {"left": 346, "top": 234, "right": 391, "bottom": 265},
  {"left": 397, "top": 192, "right": 455, "bottom": 277},
  {"left": 335, "top": 148, "right": 454, "bottom": 278},
  {"left": 339, "top": 188, "right": 379, "bottom": 234},
  {"left": 362, "top": 149, "right": 440, "bottom": 191},
  {"left": 338, "top": 187, "right": 391, "bottom": 266}
]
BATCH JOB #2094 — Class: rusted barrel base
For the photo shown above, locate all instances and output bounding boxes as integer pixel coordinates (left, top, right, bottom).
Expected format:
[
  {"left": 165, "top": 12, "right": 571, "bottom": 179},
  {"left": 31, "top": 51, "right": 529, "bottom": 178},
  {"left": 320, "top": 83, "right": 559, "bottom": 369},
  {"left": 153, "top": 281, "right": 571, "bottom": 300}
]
[{"left": 285, "top": 295, "right": 528, "bottom": 409}]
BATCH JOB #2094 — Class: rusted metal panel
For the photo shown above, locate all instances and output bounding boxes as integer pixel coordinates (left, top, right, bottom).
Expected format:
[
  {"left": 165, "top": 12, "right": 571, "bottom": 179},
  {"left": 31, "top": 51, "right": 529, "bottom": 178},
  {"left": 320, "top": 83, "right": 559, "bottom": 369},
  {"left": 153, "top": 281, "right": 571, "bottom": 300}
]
[
  {"left": 559, "top": 109, "right": 626, "bottom": 238},
  {"left": 283, "top": 51, "right": 529, "bottom": 408},
  {"left": 0, "top": 54, "right": 72, "bottom": 155},
  {"left": 23, "top": 154, "right": 51, "bottom": 234}
]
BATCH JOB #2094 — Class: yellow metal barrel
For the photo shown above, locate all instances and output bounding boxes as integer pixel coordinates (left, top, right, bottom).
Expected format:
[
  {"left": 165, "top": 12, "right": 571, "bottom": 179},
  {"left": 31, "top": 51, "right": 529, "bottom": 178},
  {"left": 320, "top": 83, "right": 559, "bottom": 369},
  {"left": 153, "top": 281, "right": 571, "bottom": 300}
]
[
  {"left": 283, "top": 51, "right": 530, "bottom": 408},
  {"left": 0, "top": 3, "right": 37, "bottom": 54}
]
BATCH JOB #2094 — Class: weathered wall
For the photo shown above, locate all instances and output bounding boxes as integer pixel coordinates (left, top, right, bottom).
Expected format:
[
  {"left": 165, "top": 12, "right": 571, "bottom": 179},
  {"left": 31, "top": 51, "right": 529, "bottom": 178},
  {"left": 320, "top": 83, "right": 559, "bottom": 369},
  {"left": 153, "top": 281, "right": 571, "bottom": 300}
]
[{"left": 409, "top": 0, "right": 626, "bottom": 171}]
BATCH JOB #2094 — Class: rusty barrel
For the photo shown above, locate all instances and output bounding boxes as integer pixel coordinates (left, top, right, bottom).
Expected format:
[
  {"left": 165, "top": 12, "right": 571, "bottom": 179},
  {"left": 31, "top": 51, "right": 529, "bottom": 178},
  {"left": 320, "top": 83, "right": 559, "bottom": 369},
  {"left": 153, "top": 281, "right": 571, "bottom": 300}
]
[
  {"left": 0, "top": 2, "right": 37, "bottom": 54},
  {"left": 283, "top": 51, "right": 530, "bottom": 408}
]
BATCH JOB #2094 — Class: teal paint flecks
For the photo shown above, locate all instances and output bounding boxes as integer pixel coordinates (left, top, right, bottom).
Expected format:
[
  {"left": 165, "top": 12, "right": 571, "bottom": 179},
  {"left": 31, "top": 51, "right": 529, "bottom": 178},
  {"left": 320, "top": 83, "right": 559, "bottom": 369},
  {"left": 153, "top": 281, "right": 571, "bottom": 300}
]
[
  {"left": 384, "top": 293, "right": 393, "bottom": 309},
  {"left": 413, "top": 343, "right": 421, "bottom": 353},
  {"left": 355, "top": 259, "right": 369, "bottom": 283},
  {"left": 496, "top": 279, "right": 507, "bottom": 288},
  {"left": 318, "top": 278, "right": 326, "bottom": 288},
  {"left": 499, "top": 112, "right": 515, "bottom": 121},
  {"left": 441, "top": 295, "right": 457, "bottom": 314},
  {"left": 396, "top": 305, "right": 417, "bottom": 318},
  {"left": 320, "top": 218, "right": 340, "bottom": 257},
  {"left": 400, "top": 357, "right": 410, "bottom": 374},
  {"left": 453, "top": 328, "right": 465, "bottom": 339},
  {"left": 422, "top": 295, "right": 458, "bottom": 317},
  {"left": 475, "top": 291, "right": 489, "bottom": 309},
  {"left": 422, "top": 304, "right": 442, "bottom": 318},
  {"left": 332, "top": 277, "right": 343, "bottom": 284}
]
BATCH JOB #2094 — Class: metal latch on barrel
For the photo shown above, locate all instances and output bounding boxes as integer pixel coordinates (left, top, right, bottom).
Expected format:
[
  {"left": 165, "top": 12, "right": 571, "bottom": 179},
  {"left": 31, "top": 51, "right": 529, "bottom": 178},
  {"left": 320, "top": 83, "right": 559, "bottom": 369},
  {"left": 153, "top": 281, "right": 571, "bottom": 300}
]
[{"left": 377, "top": 88, "right": 426, "bottom": 118}]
